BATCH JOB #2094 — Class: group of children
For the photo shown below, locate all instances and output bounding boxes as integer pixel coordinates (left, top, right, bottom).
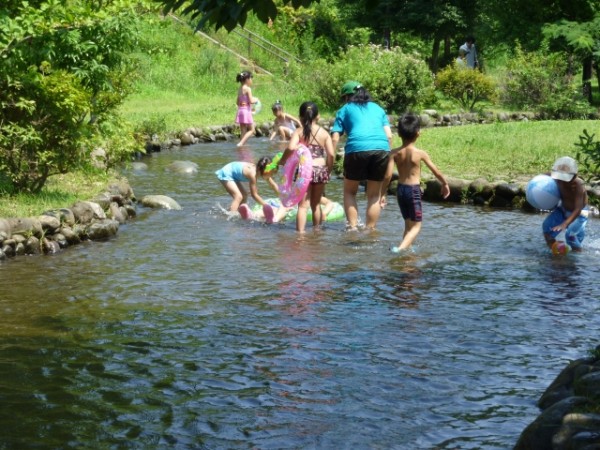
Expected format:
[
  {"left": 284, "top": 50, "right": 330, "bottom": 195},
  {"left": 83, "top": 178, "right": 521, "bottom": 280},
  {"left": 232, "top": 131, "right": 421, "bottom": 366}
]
[{"left": 224, "top": 71, "right": 589, "bottom": 252}]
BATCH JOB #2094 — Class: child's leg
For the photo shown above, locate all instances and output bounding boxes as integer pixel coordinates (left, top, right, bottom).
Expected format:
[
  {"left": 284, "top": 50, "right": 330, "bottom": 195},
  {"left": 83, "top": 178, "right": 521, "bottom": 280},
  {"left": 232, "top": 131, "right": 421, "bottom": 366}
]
[
  {"left": 279, "top": 127, "right": 292, "bottom": 141},
  {"left": 237, "top": 182, "right": 248, "bottom": 208},
  {"left": 296, "top": 190, "right": 311, "bottom": 233},
  {"left": 398, "top": 219, "right": 422, "bottom": 249},
  {"left": 310, "top": 184, "right": 325, "bottom": 227},
  {"left": 238, "top": 123, "right": 255, "bottom": 146},
  {"left": 542, "top": 208, "right": 564, "bottom": 248},
  {"left": 320, "top": 197, "right": 334, "bottom": 220},
  {"left": 221, "top": 181, "right": 244, "bottom": 211},
  {"left": 273, "top": 206, "right": 289, "bottom": 223}
]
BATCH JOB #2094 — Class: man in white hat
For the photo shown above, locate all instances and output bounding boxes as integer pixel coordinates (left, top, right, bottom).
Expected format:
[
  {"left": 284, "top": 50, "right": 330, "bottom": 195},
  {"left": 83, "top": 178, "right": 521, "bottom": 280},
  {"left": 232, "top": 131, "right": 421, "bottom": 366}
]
[{"left": 542, "top": 156, "right": 589, "bottom": 252}]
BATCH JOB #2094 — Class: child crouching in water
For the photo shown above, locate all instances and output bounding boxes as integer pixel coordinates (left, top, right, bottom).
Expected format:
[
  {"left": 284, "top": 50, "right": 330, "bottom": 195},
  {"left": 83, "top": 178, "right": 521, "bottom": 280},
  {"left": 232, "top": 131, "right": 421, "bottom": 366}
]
[
  {"left": 269, "top": 101, "right": 301, "bottom": 141},
  {"left": 383, "top": 112, "right": 450, "bottom": 252}
]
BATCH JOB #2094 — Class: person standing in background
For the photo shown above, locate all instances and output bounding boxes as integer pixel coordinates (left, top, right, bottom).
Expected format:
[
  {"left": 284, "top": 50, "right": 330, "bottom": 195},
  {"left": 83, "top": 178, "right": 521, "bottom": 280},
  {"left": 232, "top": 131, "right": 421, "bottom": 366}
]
[{"left": 459, "top": 36, "right": 478, "bottom": 69}]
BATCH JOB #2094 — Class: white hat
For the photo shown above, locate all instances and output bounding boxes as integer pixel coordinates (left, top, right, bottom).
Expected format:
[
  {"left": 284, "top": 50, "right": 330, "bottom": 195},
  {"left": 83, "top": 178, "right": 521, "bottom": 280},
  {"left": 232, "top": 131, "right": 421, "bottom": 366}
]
[{"left": 551, "top": 156, "right": 577, "bottom": 182}]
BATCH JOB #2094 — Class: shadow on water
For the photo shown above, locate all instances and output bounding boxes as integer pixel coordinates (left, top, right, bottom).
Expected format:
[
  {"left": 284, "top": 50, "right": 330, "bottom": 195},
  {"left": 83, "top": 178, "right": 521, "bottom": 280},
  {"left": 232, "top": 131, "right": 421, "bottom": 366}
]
[{"left": 0, "top": 138, "right": 599, "bottom": 448}]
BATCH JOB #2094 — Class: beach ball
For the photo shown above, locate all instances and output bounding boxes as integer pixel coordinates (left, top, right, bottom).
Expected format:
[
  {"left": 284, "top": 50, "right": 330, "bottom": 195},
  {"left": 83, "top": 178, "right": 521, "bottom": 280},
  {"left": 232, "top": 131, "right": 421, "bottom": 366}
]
[{"left": 526, "top": 174, "right": 560, "bottom": 210}]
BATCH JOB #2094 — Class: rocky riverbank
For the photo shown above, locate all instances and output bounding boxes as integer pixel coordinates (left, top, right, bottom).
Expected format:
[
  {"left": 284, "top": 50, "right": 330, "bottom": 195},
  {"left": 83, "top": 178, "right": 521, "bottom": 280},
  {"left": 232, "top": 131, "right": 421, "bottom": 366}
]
[
  {"left": 0, "top": 180, "right": 183, "bottom": 260},
  {"left": 515, "top": 347, "right": 600, "bottom": 449}
]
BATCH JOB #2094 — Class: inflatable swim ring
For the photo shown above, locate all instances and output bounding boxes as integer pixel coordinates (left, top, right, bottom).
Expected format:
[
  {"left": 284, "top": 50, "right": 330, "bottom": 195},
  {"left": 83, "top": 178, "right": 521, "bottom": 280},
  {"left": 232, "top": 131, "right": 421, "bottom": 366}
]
[
  {"left": 252, "top": 198, "right": 345, "bottom": 222},
  {"left": 252, "top": 99, "right": 262, "bottom": 115},
  {"left": 278, "top": 144, "right": 313, "bottom": 207}
]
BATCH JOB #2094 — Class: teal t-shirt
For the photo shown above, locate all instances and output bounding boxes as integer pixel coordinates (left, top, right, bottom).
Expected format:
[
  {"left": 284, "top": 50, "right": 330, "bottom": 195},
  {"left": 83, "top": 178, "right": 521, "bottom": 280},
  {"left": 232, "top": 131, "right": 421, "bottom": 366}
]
[{"left": 331, "top": 102, "right": 390, "bottom": 154}]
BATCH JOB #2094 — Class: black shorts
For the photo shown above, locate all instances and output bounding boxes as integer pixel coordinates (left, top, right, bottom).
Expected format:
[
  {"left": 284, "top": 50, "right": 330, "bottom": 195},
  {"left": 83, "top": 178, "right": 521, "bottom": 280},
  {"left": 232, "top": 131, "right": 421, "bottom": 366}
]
[{"left": 343, "top": 150, "right": 389, "bottom": 182}]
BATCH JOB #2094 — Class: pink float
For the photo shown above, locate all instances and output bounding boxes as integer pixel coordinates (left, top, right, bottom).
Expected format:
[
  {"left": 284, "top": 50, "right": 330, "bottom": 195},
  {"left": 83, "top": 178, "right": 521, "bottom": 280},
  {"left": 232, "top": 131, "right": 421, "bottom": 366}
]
[{"left": 278, "top": 144, "right": 313, "bottom": 207}]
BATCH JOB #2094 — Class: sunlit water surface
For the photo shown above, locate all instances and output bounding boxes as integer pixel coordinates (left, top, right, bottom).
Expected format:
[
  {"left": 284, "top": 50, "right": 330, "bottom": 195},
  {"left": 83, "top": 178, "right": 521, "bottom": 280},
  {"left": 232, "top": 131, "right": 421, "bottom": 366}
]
[{"left": 1, "top": 139, "right": 599, "bottom": 449}]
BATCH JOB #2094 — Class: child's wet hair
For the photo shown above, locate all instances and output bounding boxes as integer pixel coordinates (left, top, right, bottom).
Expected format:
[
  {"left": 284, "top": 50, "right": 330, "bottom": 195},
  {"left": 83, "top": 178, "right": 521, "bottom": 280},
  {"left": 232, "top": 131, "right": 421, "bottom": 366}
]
[
  {"left": 256, "top": 156, "right": 272, "bottom": 176},
  {"left": 271, "top": 100, "right": 283, "bottom": 113},
  {"left": 236, "top": 71, "right": 253, "bottom": 83},
  {"left": 397, "top": 112, "right": 420, "bottom": 140},
  {"left": 299, "top": 101, "right": 319, "bottom": 142}
]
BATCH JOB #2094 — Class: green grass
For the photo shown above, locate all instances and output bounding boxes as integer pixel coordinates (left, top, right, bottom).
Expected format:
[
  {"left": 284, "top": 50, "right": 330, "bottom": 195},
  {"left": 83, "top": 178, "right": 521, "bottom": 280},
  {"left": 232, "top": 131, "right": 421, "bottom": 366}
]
[
  {"left": 416, "top": 120, "right": 598, "bottom": 182},
  {"left": 0, "top": 172, "right": 112, "bottom": 218}
]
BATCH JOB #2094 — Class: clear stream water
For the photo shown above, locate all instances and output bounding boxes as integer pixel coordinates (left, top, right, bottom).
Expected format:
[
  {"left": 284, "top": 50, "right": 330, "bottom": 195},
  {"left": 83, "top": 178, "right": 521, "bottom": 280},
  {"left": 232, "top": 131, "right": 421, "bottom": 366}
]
[{"left": 1, "top": 139, "right": 599, "bottom": 449}]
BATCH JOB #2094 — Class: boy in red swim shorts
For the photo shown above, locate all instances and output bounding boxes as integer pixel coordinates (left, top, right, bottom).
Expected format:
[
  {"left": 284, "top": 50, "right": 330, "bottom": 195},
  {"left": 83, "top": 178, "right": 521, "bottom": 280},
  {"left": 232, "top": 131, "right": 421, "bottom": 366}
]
[{"left": 383, "top": 113, "right": 450, "bottom": 252}]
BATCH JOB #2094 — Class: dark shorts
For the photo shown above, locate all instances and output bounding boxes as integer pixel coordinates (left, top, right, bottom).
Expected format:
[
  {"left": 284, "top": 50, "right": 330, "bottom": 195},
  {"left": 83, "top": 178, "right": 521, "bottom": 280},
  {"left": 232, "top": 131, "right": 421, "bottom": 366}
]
[
  {"left": 343, "top": 150, "right": 389, "bottom": 182},
  {"left": 396, "top": 184, "right": 423, "bottom": 222}
]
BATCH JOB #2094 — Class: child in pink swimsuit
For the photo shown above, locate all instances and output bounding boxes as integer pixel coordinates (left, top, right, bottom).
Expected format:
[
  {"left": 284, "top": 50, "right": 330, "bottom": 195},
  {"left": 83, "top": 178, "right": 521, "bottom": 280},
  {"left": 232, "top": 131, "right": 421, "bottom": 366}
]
[{"left": 235, "top": 71, "right": 259, "bottom": 147}]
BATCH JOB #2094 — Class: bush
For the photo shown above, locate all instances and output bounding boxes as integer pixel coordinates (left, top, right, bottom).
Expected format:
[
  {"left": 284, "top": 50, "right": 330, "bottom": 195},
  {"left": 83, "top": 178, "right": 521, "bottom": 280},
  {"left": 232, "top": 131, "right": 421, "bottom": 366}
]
[
  {"left": 435, "top": 64, "right": 497, "bottom": 111},
  {"left": 290, "top": 44, "right": 435, "bottom": 114},
  {"left": 500, "top": 44, "right": 594, "bottom": 118},
  {"left": 574, "top": 129, "right": 600, "bottom": 183}
]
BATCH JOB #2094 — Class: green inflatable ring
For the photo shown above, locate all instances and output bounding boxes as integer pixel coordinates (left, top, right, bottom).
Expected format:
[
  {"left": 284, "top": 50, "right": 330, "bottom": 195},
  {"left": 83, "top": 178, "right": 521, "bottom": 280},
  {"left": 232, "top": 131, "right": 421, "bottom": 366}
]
[{"left": 253, "top": 198, "right": 345, "bottom": 222}]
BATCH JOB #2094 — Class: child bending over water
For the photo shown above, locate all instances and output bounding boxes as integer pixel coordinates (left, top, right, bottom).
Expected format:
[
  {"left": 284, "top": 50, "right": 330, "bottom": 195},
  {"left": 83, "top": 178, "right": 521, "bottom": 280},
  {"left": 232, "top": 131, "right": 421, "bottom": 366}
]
[{"left": 215, "top": 161, "right": 268, "bottom": 214}]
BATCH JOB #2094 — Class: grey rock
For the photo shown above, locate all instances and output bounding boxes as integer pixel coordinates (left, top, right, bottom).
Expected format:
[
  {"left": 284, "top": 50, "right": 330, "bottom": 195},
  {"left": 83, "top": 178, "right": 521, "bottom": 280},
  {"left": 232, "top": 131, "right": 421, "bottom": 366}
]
[
  {"left": 140, "top": 195, "right": 182, "bottom": 210},
  {"left": 86, "top": 219, "right": 119, "bottom": 240}
]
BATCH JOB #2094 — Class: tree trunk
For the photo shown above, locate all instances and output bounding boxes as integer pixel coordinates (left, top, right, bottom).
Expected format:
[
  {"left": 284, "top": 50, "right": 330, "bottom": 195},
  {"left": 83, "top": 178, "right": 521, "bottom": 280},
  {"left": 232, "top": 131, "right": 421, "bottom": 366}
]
[
  {"left": 430, "top": 38, "right": 441, "bottom": 73},
  {"left": 382, "top": 27, "right": 391, "bottom": 50},
  {"left": 582, "top": 57, "right": 593, "bottom": 104},
  {"left": 444, "top": 36, "right": 451, "bottom": 62},
  {"left": 594, "top": 62, "right": 600, "bottom": 103}
]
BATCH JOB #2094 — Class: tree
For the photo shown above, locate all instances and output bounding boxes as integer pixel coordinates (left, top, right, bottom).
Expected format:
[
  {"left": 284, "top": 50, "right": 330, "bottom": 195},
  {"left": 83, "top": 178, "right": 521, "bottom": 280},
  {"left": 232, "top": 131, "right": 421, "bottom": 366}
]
[
  {"left": 330, "top": 0, "right": 478, "bottom": 72},
  {"left": 0, "top": 1, "right": 139, "bottom": 193},
  {"left": 484, "top": 0, "right": 599, "bottom": 102},
  {"left": 543, "top": 14, "right": 600, "bottom": 103},
  {"left": 157, "top": 0, "right": 319, "bottom": 31}
]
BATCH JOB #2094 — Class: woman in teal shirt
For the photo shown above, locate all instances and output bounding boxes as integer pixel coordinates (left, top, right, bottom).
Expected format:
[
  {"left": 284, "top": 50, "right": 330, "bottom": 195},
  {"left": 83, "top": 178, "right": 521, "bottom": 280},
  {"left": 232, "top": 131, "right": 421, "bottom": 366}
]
[{"left": 331, "top": 81, "right": 393, "bottom": 231}]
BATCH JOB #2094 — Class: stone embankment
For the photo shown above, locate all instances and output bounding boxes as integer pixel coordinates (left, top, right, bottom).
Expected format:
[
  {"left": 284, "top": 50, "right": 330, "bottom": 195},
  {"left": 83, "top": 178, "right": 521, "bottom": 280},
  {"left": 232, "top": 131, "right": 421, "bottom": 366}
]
[
  {"left": 515, "top": 347, "right": 600, "bottom": 449},
  {"left": 145, "top": 110, "right": 556, "bottom": 151},
  {"left": 0, "top": 180, "right": 181, "bottom": 261}
]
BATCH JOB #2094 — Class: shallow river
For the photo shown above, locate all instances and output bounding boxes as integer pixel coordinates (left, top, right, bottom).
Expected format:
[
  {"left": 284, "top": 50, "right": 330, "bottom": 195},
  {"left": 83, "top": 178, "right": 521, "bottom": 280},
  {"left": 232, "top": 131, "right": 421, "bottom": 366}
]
[{"left": 1, "top": 139, "right": 599, "bottom": 449}]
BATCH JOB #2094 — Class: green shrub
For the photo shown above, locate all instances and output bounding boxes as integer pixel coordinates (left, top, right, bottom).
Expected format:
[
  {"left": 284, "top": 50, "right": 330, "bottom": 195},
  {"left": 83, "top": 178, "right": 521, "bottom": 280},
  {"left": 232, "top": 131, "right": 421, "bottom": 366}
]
[
  {"left": 500, "top": 44, "right": 594, "bottom": 118},
  {"left": 574, "top": 129, "right": 600, "bottom": 183},
  {"left": 435, "top": 64, "right": 497, "bottom": 111},
  {"left": 291, "top": 44, "right": 435, "bottom": 114}
]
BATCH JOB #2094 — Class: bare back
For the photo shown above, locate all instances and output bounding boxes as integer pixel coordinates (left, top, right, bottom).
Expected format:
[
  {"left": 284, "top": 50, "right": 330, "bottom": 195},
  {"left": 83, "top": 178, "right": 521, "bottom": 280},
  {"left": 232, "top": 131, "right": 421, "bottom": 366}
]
[{"left": 392, "top": 143, "right": 427, "bottom": 185}]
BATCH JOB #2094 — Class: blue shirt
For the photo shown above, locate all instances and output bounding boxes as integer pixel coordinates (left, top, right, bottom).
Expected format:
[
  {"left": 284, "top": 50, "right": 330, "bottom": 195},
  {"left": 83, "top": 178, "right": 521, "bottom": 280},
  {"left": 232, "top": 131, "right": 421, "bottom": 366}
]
[{"left": 331, "top": 102, "right": 390, "bottom": 154}]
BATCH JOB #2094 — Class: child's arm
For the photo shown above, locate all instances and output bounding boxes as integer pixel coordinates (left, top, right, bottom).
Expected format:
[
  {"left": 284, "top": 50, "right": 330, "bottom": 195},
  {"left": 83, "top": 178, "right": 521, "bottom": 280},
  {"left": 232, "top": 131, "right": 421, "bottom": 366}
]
[
  {"left": 422, "top": 152, "right": 450, "bottom": 199},
  {"left": 278, "top": 129, "right": 301, "bottom": 167},
  {"left": 286, "top": 113, "right": 301, "bottom": 127},
  {"left": 244, "top": 86, "right": 257, "bottom": 105},
  {"left": 324, "top": 134, "right": 335, "bottom": 173},
  {"left": 552, "top": 180, "right": 586, "bottom": 231},
  {"left": 248, "top": 172, "right": 266, "bottom": 206},
  {"left": 381, "top": 150, "right": 397, "bottom": 195},
  {"left": 267, "top": 176, "right": 280, "bottom": 194},
  {"left": 384, "top": 125, "right": 393, "bottom": 149}
]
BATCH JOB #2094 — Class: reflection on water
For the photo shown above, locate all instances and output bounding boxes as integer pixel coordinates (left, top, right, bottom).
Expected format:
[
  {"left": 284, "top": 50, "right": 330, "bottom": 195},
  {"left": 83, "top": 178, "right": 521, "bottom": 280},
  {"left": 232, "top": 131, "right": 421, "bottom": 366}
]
[{"left": 0, "top": 138, "right": 599, "bottom": 449}]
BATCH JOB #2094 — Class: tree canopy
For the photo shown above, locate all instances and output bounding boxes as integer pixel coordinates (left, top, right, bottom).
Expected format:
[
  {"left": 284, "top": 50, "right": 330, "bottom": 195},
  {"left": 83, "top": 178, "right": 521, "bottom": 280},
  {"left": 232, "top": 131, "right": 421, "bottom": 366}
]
[{"left": 157, "top": 0, "right": 320, "bottom": 31}]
